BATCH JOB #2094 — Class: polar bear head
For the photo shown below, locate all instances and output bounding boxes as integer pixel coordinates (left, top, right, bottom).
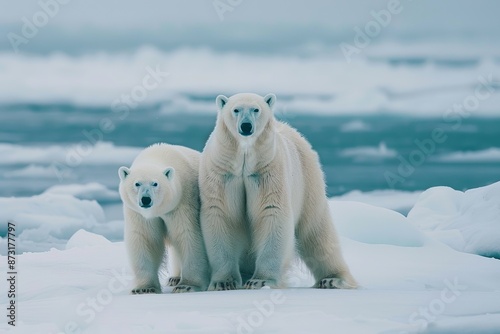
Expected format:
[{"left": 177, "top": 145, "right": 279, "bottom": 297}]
[
  {"left": 118, "top": 165, "right": 179, "bottom": 219},
  {"left": 216, "top": 93, "right": 276, "bottom": 140}
]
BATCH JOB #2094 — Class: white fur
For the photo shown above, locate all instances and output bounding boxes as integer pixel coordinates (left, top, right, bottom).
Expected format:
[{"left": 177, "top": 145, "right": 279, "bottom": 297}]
[
  {"left": 200, "top": 93, "right": 357, "bottom": 290},
  {"left": 119, "top": 143, "right": 209, "bottom": 293}
]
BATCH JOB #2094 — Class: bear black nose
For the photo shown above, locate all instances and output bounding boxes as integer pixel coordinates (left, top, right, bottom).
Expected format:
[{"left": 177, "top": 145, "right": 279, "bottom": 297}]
[
  {"left": 240, "top": 122, "right": 253, "bottom": 136},
  {"left": 141, "top": 196, "right": 152, "bottom": 207}
]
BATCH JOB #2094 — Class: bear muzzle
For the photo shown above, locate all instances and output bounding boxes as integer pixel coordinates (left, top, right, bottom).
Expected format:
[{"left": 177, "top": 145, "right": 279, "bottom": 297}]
[
  {"left": 140, "top": 196, "right": 152, "bottom": 208},
  {"left": 239, "top": 122, "right": 253, "bottom": 136}
]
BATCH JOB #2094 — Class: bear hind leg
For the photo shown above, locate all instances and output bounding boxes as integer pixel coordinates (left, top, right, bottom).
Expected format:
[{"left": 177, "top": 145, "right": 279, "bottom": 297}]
[{"left": 296, "top": 208, "right": 357, "bottom": 289}]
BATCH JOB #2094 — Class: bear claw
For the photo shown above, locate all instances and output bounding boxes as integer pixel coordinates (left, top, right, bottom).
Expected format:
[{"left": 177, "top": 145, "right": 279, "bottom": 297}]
[
  {"left": 317, "top": 278, "right": 349, "bottom": 289},
  {"left": 131, "top": 287, "right": 158, "bottom": 294},
  {"left": 172, "top": 285, "right": 196, "bottom": 293},
  {"left": 244, "top": 279, "right": 267, "bottom": 289},
  {"left": 210, "top": 281, "right": 237, "bottom": 291},
  {"left": 167, "top": 276, "right": 181, "bottom": 286}
]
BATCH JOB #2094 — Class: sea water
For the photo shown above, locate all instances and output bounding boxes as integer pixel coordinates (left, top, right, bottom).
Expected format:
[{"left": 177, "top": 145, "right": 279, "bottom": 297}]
[{"left": 1, "top": 102, "right": 498, "bottom": 199}]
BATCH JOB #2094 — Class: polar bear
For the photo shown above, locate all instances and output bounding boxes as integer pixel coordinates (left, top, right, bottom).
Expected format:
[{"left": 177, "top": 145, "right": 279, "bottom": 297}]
[
  {"left": 199, "top": 93, "right": 357, "bottom": 290},
  {"left": 118, "top": 143, "right": 209, "bottom": 293}
]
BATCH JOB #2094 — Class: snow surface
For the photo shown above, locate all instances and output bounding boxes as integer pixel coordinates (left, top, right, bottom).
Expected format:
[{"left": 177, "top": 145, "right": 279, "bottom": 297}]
[{"left": 1, "top": 182, "right": 499, "bottom": 333}]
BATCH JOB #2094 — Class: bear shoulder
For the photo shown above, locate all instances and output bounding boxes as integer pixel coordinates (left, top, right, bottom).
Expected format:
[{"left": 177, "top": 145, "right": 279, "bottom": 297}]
[{"left": 275, "top": 121, "right": 314, "bottom": 154}]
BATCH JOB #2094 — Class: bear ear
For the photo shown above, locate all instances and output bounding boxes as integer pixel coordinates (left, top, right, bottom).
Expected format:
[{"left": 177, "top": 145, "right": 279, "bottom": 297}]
[
  {"left": 118, "top": 166, "right": 130, "bottom": 181},
  {"left": 164, "top": 167, "right": 175, "bottom": 180},
  {"left": 216, "top": 95, "right": 228, "bottom": 111},
  {"left": 264, "top": 93, "right": 276, "bottom": 109}
]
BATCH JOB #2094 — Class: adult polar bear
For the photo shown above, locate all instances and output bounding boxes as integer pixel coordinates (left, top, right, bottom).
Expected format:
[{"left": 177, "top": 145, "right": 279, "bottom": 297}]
[
  {"left": 119, "top": 143, "right": 209, "bottom": 293},
  {"left": 200, "top": 93, "right": 357, "bottom": 290}
]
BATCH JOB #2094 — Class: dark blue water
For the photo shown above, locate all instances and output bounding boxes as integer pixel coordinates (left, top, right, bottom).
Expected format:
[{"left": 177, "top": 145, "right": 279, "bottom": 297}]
[{"left": 1, "top": 103, "right": 499, "bottom": 199}]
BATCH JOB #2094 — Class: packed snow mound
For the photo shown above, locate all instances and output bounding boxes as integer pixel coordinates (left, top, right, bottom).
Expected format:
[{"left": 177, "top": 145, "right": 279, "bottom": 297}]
[
  {"left": 408, "top": 181, "right": 500, "bottom": 258},
  {"left": 330, "top": 201, "right": 425, "bottom": 247},
  {"left": 0, "top": 194, "right": 122, "bottom": 254},
  {"left": 44, "top": 182, "right": 120, "bottom": 203},
  {"left": 66, "top": 229, "right": 112, "bottom": 249}
]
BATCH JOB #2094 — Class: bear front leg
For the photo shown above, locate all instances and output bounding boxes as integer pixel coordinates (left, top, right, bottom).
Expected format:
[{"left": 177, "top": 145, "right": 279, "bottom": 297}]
[
  {"left": 200, "top": 173, "right": 246, "bottom": 291},
  {"left": 245, "top": 206, "right": 295, "bottom": 289},
  {"left": 201, "top": 204, "right": 244, "bottom": 291},
  {"left": 166, "top": 246, "right": 181, "bottom": 287},
  {"left": 124, "top": 208, "right": 166, "bottom": 294}
]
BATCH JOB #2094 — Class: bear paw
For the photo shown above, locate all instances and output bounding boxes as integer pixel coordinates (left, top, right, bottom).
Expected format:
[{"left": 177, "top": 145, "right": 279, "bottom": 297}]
[
  {"left": 208, "top": 281, "right": 237, "bottom": 291},
  {"left": 317, "top": 277, "right": 355, "bottom": 289},
  {"left": 131, "top": 286, "right": 160, "bottom": 294},
  {"left": 172, "top": 285, "right": 199, "bottom": 293},
  {"left": 244, "top": 279, "right": 270, "bottom": 289},
  {"left": 167, "top": 276, "right": 181, "bottom": 286}
]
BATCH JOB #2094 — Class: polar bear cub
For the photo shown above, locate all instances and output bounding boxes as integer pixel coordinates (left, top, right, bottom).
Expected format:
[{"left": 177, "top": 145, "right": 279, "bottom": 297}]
[
  {"left": 118, "top": 143, "right": 209, "bottom": 293},
  {"left": 199, "top": 93, "right": 357, "bottom": 290}
]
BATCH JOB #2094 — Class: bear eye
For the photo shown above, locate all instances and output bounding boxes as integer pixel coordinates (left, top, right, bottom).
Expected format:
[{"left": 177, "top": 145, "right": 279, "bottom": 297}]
[
  {"left": 152, "top": 182, "right": 158, "bottom": 187},
  {"left": 254, "top": 108, "right": 259, "bottom": 113},
  {"left": 134, "top": 182, "right": 140, "bottom": 187},
  {"left": 233, "top": 109, "right": 239, "bottom": 113}
]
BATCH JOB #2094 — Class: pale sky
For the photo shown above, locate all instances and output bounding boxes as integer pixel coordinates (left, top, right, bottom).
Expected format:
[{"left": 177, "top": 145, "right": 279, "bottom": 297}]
[{"left": 1, "top": 0, "right": 499, "bottom": 54}]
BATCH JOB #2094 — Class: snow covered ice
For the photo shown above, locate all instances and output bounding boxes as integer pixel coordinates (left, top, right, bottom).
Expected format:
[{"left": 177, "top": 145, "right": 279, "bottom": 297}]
[
  {"left": 409, "top": 182, "right": 500, "bottom": 259},
  {"left": 1, "top": 48, "right": 500, "bottom": 117},
  {"left": 0, "top": 192, "right": 122, "bottom": 254},
  {"left": 1, "top": 182, "right": 500, "bottom": 333}
]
